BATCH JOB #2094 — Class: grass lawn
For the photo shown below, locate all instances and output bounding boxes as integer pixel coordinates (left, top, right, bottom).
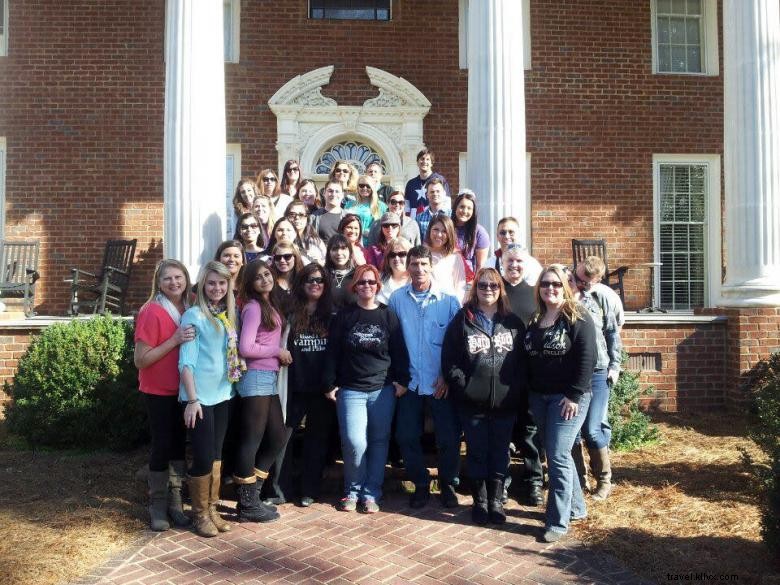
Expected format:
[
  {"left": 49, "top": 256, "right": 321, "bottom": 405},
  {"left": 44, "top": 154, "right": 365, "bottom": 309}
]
[{"left": 0, "top": 413, "right": 777, "bottom": 585}]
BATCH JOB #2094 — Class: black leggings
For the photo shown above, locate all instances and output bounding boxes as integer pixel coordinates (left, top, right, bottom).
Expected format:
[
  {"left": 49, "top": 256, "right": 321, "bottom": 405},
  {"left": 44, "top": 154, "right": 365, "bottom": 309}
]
[
  {"left": 145, "top": 394, "right": 187, "bottom": 472},
  {"left": 235, "top": 395, "right": 286, "bottom": 479},
  {"left": 188, "top": 401, "right": 230, "bottom": 477}
]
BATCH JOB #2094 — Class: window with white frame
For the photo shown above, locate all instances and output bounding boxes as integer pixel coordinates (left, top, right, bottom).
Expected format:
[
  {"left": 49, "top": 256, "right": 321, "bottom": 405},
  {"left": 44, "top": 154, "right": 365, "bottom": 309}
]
[
  {"left": 459, "top": 0, "right": 531, "bottom": 71},
  {"left": 0, "top": 0, "right": 8, "bottom": 57},
  {"left": 0, "top": 137, "right": 6, "bottom": 236},
  {"left": 653, "top": 155, "right": 720, "bottom": 310},
  {"left": 225, "top": 144, "right": 242, "bottom": 238},
  {"left": 651, "top": 0, "right": 718, "bottom": 75},
  {"left": 223, "top": 0, "right": 240, "bottom": 63}
]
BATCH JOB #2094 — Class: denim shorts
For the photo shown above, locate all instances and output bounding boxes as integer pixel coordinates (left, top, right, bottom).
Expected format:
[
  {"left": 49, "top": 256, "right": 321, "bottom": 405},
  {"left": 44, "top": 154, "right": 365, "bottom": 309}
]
[{"left": 237, "top": 369, "right": 278, "bottom": 398}]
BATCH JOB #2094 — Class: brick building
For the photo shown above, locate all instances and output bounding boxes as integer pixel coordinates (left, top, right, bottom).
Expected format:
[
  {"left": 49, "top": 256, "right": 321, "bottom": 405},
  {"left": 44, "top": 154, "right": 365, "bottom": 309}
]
[{"left": 0, "top": 0, "right": 778, "bottom": 411}]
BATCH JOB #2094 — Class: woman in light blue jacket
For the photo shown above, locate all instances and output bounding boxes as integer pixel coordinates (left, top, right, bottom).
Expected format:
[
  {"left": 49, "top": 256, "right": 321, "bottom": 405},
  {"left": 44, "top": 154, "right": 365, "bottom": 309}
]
[{"left": 179, "top": 260, "right": 241, "bottom": 538}]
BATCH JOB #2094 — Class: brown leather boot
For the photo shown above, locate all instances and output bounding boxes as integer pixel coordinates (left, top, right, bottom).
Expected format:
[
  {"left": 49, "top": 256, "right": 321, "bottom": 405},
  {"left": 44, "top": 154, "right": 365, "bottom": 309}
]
[
  {"left": 588, "top": 447, "right": 612, "bottom": 501},
  {"left": 571, "top": 442, "right": 589, "bottom": 493},
  {"left": 209, "top": 461, "right": 231, "bottom": 532},
  {"left": 188, "top": 473, "right": 218, "bottom": 537}
]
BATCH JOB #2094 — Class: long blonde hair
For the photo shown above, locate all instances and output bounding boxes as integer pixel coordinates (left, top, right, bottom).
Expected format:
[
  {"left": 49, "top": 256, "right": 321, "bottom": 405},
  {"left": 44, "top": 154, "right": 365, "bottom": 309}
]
[
  {"left": 356, "top": 174, "right": 382, "bottom": 219},
  {"left": 532, "top": 264, "right": 583, "bottom": 325},
  {"left": 145, "top": 259, "right": 192, "bottom": 307},
  {"left": 196, "top": 261, "right": 237, "bottom": 331}
]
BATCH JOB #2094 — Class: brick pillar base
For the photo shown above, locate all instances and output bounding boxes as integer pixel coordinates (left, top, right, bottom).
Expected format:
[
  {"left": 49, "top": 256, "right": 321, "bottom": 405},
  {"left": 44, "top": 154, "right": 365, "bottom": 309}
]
[{"left": 702, "top": 308, "right": 780, "bottom": 409}]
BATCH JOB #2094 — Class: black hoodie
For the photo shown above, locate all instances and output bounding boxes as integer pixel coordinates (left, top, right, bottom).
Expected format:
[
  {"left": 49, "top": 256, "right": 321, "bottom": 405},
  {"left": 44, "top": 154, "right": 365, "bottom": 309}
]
[{"left": 441, "top": 308, "right": 526, "bottom": 414}]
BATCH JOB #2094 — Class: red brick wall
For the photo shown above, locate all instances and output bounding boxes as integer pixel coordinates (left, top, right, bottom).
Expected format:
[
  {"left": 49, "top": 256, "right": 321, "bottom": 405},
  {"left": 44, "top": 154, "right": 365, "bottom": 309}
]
[
  {"left": 0, "top": 0, "right": 723, "bottom": 315},
  {"left": 622, "top": 320, "right": 727, "bottom": 412},
  {"left": 0, "top": 329, "right": 36, "bottom": 408}
]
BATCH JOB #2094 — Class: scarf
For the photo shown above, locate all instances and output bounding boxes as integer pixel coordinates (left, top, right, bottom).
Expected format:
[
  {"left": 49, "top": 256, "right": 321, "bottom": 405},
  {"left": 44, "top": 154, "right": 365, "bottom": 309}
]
[
  {"left": 155, "top": 293, "right": 183, "bottom": 326},
  {"left": 208, "top": 302, "right": 245, "bottom": 383}
]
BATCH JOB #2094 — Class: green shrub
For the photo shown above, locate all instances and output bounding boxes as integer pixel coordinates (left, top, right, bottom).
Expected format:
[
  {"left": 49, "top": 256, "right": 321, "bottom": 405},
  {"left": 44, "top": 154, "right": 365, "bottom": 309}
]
[
  {"left": 608, "top": 352, "right": 659, "bottom": 451},
  {"left": 3, "top": 315, "right": 148, "bottom": 450},
  {"left": 747, "top": 351, "right": 780, "bottom": 561}
]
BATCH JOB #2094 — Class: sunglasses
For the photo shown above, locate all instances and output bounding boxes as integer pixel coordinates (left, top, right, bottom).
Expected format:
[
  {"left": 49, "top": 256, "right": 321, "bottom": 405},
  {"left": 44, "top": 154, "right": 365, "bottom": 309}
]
[
  {"left": 355, "top": 279, "right": 377, "bottom": 287},
  {"left": 287, "top": 167, "right": 299, "bottom": 172},
  {"left": 305, "top": 277, "right": 325, "bottom": 285},
  {"left": 477, "top": 282, "right": 500, "bottom": 291},
  {"left": 388, "top": 199, "right": 405, "bottom": 206},
  {"left": 498, "top": 229, "right": 516, "bottom": 236},
  {"left": 286, "top": 212, "right": 307, "bottom": 220},
  {"left": 274, "top": 254, "right": 294, "bottom": 262},
  {"left": 262, "top": 177, "right": 276, "bottom": 183},
  {"left": 240, "top": 223, "right": 259, "bottom": 230},
  {"left": 334, "top": 168, "right": 350, "bottom": 174},
  {"left": 387, "top": 251, "right": 408, "bottom": 260},
  {"left": 358, "top": 184, "right": 372, "bottom": 190},
  {"left": 539, "top": 280, "right": 564, "bottom": 289},
  {"left": 382, "top": 223, "right": 400, "bottom": 229}
]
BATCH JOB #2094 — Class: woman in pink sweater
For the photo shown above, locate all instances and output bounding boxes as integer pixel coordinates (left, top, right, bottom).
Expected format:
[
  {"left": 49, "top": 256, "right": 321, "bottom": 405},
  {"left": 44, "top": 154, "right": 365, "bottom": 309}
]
[{"left": 233, "top": 259, "right": 292, "bottom": 522}]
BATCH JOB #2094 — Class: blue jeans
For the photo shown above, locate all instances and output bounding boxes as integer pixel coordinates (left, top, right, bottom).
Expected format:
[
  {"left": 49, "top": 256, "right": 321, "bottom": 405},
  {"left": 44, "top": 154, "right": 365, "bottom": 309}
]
[
  {"left": 395, "top": 390, "right": 460, "bottom": 487},
  {"left": 578, "top": 369, "right": 612, "bottom": 449},
  {"left": 459, "top": 411, "right": 515, "bottom": 481},
  {"left": 530, "top": 391, "right": 592, "bottom": 535},
  {"left": 336, "top": 385, "right": 396, "bottom": 502}
]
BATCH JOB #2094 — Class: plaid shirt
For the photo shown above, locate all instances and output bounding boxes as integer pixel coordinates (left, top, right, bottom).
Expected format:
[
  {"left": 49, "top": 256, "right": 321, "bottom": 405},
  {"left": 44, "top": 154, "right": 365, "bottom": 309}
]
[{"left": 416, "top": 207, "right": 451, "bottom": 240}]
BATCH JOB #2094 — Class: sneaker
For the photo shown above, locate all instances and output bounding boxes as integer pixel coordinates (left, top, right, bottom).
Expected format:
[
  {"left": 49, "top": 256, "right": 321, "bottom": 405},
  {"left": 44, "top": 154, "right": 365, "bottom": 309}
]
[
  {"left": 338, "top": 497, "right": 357, "bottom": 512},
  {"left": 300, "top": 496, "right": 314, "bottom": 508},
  {"left": 439, "top": 484, "right": 459, "bottom": 508},
  {"left": 541, "top": 528, "right": 565, "bottom": 543},
  {"left": 409, "top": 485, "right": 430, "bottom": 509},
  {"left": 359, "top": 499, "right": 380, "bottom": 514}
]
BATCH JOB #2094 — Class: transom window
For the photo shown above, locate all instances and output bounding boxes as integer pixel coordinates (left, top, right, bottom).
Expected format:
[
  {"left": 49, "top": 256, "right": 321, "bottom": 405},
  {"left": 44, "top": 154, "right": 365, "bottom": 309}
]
[
  {"left": 315, "top": 141, "right": 384, "bottom": 175},
  {"left": 309, "top": 0, "right": 391, "bottom": 21},
  {"left": 657, "top": 163, "right": 707, "bottom": 310}
]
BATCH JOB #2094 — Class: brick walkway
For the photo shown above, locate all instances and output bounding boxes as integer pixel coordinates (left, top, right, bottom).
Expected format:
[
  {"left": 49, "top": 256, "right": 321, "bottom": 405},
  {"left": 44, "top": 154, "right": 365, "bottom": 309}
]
[{"left": 75, "top": 493, "right": 651, "bottom": 585}]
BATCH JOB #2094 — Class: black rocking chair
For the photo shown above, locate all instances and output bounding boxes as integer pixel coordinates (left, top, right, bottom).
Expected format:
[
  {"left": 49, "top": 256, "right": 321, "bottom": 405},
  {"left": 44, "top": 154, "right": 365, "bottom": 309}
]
[
  {"left": 68, "top": 239, "right": 138, "bottom": 315},
  {"left": 571, "top": 238, "right": 629, "bottom": 304}
]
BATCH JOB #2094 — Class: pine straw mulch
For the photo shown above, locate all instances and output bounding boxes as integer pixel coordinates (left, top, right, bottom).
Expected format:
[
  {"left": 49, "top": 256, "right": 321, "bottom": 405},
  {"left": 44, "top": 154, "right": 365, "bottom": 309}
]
[
  {"left": 572, "top": 413, "right": 780, "bottom": 585},
  {"left": 0, "top": 443, "right": 147, "bottom": 585}
]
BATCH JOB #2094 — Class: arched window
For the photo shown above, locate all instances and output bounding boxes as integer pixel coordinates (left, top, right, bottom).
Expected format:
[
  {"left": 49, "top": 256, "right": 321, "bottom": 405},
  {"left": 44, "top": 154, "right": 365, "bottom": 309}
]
[{"left": 314, "top": 141, "right": 385, "bottom": 175}]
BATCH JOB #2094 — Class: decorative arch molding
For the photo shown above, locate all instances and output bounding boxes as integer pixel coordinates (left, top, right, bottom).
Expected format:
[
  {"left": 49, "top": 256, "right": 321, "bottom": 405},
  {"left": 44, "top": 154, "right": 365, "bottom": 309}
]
[{"left": 268, "top": 66, "right": 431, "bottom": 187}]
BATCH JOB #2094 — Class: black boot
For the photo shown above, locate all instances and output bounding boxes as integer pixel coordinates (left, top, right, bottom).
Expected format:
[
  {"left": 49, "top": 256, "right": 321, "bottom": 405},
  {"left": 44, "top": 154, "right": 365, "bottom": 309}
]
[
  {"left": 470, "top": 479, "right": 489, "bottom": 526},
  {"left": 487, "top": 479, "right": 506, "bottom": 524},
  {"left": 235, "top": 479, "right": 279, "bottom": 523}
]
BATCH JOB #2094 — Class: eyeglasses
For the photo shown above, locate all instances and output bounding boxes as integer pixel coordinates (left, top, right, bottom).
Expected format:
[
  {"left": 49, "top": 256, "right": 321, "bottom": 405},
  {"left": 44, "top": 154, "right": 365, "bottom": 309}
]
[
  {"left": 388, "top": 199, "right": 405, "bottom": 206},
  {"left": 305, "top": 277, "right": 325, "bottom": 285},
  {"left": 382, "top": 223, "right": 400, "bottom": 229},
  {"left": 498, "top": 230, "right": 516, "bottom": 237},
  {"left": 286, "top": 212, "right": 307, "bottom": 220},
  {"left": 262, "top": 177, "right": 276, "bottom": 183},
  {"left": 287, "top": 167, "right": 299, "bottom": 173},
  {"left": 539, "top": 280, "right": 564, "bottom": 289},
  {"left": 240, "top": 223, "right": 259, "bottom": 230},
  {"left": 334, "top": 168, "right": 349, "bottom": 174},
  {"left": 355, "top": 279, "right": 377, "bottom": 287},
  {"left": 274, "top": 254, "right": 294, "bottom": 262},
  {"left": 477, "top": 282, "right": 500, "bottom": 291},
  {"left": 387, "top": 251, "right": 408, "bottom": 260},
  {"left": 358, "top": 184, "right": 372, "bottom": 190}
]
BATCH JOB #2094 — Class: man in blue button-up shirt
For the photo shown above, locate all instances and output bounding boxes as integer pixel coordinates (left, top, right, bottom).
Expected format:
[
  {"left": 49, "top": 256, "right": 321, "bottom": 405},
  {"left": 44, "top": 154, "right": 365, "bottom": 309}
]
[{"left": 388, "top": 246, "right": 461, "bottom": 509}]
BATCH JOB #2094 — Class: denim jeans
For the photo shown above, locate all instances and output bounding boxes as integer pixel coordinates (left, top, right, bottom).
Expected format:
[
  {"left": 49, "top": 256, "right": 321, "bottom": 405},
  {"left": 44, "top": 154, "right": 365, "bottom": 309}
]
[
  {"left": 578, "top": 369, "right": 612, "bottom": 449},
  {"left": 459, "top": 411, "right": 516, "bottom": 481},
  {"left": 395, "top": 389, "right": 460, "bottom": 487},
  {"left": 530, "top": 391, "right": 592, "bottom": 535},
  {"left": 336, "top": 385, "right": 396, "bottom": 502}
]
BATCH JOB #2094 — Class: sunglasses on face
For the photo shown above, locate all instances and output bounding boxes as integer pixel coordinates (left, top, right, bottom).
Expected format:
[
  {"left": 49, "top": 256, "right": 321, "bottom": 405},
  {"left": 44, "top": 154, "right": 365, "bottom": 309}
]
[
  {"left": 274, "top": 254, "right": 294, "bottom": 262},
  {"left": 539, "top": 280, "right": 564, "bottom": 289},
  {"left": 355, "top": 279, "right": 377, "bottom": 287},
  {"left": 305, "top": 277, "right": 325, "bottom": 285},
  {"left": 388, "top": 199, "right": 405, "bottom": 206},
  {"left": 358, "top": 184, "right": 372, "bottom": 190},
  {"left": 382, "top": 223, "right": 400, "bottom": 229},
  {"left": 334, "top": 168, "right": 349, "bottom": 174},
  {"left": 477, "top": 282, "right": 500, "bottom": 291},
  {"left": 240, "top": 223, "right": 259, "bottom": 230},
  {"left": 287, "top": 167, "right": 299, "bottom": 173},
  {"left": 262, "top": 177, "right": 276, "bottom": 183},
  {"left": 387, "top": 251, "right": 408, "bottom": 260}
]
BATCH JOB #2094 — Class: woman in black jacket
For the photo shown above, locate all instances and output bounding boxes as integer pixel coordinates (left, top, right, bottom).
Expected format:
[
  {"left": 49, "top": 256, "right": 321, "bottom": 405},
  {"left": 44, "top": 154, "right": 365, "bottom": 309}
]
[
  {"left": 442, "top": 267, "right": 525, "bottom": 525},
  {"left": 522, "top": 264, "right": 596, "bottom": 543}
]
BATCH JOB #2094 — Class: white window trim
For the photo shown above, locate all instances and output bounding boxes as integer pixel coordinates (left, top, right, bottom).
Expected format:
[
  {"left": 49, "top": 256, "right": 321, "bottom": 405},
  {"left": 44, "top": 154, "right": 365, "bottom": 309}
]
[
  {"left": 224, "top": 0, "right": 240, "bottom": 64},
  {"left": 460, "top": 0, "right": 531, "bottom": 71},
  {"left": 226, "top": 143, "right": 242, "bottom": 238},
  {"left": 650, "top": 0, "right": 718, "bottom": 76},
  {"left": 652, "top": 154, "right": 721, "bottom": 309},
  {"left": 0, "top": 0, "right": 8, "bottom": 57}
]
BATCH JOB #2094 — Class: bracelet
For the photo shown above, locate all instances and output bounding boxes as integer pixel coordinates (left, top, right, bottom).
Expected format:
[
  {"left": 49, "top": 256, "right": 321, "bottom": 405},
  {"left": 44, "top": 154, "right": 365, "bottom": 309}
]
[{"left": 186, "top": 399, "right": 199, "bottom": 405}]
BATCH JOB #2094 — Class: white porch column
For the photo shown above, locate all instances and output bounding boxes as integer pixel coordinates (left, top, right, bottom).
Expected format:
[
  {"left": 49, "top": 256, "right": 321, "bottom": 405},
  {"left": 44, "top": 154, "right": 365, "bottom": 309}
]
[
  {"left": 720, "top": 0, "right": 780, "bottom": 307},
  {"left": 465, "top": 0, "right": 527, "bottom": 246},
  {"left": 164, "top": 0, "right": 227, "bottom": 280}
]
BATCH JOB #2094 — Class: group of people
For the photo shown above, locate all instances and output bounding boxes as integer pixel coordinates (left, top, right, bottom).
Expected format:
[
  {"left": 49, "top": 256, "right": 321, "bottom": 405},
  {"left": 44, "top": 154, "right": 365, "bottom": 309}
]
[{"left": 134, "top": 151, "right": 624, "bottom": 544}]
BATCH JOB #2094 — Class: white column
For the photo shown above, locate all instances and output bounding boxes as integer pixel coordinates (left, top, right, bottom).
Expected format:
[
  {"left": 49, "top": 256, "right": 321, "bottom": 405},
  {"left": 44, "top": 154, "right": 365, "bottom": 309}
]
[
  {"left": 164, "top": 0, "right": 227, "bottom": 280},
  {"left": 465, "top": 0, "right": 527, "bottom": 247},
  {"left": 720, "top": 0, "right": 780, "bottom": 307}
]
